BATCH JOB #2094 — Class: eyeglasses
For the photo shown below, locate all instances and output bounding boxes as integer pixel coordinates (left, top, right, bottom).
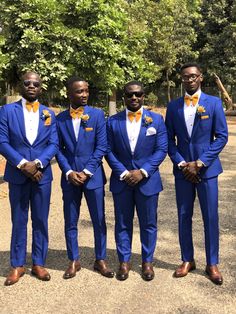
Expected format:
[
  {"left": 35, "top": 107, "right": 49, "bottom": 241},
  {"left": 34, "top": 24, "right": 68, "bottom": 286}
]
[
  {"left": 181, "top": 74, "right": 201, "bottom": 82},
  {"left": 23, "top": 80, "right": 41, "bottom": 88},
  {"left": 125, "top": 91, "right": 144, "bottom": 98}
]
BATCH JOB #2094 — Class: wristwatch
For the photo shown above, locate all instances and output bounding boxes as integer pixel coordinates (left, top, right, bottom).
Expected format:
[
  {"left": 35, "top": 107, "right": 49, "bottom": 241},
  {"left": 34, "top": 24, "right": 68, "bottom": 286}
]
[
  {"left": 34, "top": 160, "right": 42, "bottom": 169},
  {"left": 196, "top": 159, "right": 204, "bottom": 168}
]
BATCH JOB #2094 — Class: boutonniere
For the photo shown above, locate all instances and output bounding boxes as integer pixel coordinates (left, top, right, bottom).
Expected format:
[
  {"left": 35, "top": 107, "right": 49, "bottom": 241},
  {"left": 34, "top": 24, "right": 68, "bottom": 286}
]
[
  {"left": 81, "top": 114, "right": 90, "bottom": 127},
  {"left": 41, "top": 110, "right": 51, "bottom": 126},
  {"left": 143, "top": 115, "right": 153, "bottom": 127},
  {"left": 196, "top": 105, "right": 206, "bottom": 115}
]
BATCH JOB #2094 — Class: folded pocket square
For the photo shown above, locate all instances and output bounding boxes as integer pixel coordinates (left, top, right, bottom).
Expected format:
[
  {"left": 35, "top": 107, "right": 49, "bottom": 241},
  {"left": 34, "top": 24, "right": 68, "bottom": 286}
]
[
  {"left": 85, "top": 127, "right": 93, "bottom": 131},
  {"left": 146, "top": 127, "right": 156, "bottom": 136}
]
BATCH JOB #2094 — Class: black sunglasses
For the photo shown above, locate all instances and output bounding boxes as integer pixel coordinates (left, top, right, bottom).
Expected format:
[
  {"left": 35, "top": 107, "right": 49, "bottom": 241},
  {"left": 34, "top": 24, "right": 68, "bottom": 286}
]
[
  {"left": 23, "top": 80, "right": 41, "bottom": 88},
  {"left": 125, "top": 91, "right": 144, "bottom": 98}
]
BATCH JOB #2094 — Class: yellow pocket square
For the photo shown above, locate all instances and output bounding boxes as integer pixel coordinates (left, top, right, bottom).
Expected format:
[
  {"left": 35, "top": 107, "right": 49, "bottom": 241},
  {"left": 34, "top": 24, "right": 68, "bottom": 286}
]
[
  {"left": 85, "top": 127, "right": 93, "bottom": 131},
  {"left": 201, "top": 115, "right": 209, "bottom": 120},
  {"left": 44, "top": 117, "right": 51, "bottom": 126}
]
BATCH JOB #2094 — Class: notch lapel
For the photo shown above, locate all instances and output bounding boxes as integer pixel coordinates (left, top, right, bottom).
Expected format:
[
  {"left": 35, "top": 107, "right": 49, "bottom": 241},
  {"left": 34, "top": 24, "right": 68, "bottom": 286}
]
[
  {"left": 15, "top": 100, "right": 31, "bottom": 145},
  {"left": 178, "top": 97, "right": 191, "bottom": 139},
  {"left": 118, "top": 111, "right": 132, "bottom": 155}
]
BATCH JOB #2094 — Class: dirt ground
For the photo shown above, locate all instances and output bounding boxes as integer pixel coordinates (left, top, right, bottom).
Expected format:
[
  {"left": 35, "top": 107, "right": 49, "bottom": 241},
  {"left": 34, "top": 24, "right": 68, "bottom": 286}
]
[{"left": 0, "top": 117, "right": 235, "bottom": 314}]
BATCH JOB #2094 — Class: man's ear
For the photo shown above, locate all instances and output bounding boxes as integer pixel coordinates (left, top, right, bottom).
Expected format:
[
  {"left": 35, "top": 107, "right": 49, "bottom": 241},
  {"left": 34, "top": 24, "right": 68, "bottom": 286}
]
[{"left": 200, "top": 74, "right": 203, "bottom": 82}]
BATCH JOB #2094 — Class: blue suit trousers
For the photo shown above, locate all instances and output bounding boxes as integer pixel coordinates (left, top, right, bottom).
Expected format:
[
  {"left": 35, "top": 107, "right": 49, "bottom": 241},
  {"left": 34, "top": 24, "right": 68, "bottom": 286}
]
[
  {"left": 9, "top": 181, "right": 51, "bottom": 267},
  {"left": 175, "top": 177, "right": 219, "bottom": 265},
  {"left": 62, "top": 185, "right": 107, "bottom": 261}
]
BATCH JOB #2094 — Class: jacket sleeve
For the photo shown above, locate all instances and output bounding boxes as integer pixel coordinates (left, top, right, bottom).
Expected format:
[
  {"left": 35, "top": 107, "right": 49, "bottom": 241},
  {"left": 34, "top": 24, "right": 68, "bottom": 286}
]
[
  {"left": 140, "top": 115, "right": 168, "bottom": 176},
  {"left": 165, "top": 104, "right": 186, "bottom": 166},
  {"left": 199, "top": 99, "right": 228, "bottom": 166},
  {"left": 0, "top": 105, "right": 25, "bottom": 167}
]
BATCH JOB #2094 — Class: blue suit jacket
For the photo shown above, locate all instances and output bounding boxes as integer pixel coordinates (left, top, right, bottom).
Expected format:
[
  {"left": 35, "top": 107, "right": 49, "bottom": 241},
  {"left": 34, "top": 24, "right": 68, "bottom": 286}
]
[
  {"left": 0, "top": 100, "right": 59, "bottom": 184},
  {"left": 56, "top": 106, "right": 107, "bottom": 190},
  {"left": 106, "top": 109, "right": 168, "bottom": 196},
  {"left": 165, "top": 92, "right": 228, "bottom": 179}
]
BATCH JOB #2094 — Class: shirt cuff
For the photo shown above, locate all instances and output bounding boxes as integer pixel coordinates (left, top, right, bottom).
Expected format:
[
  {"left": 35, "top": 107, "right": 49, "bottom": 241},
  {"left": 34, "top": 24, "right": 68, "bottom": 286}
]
[
  {"left": 120, "top": 170, "right": 129, "bottom": 181},
  {"left": 34, "top": 159, "right": 43, "bottom": 169},
  {"left": 178, "top": 161, "right": 186, "bottom": 169},
  {"left": 83, "top": 168, "right": 93, "bottom": 177},
  {"left": 66, "top": 170, "right": 73, "bottom": 180},
  {"left": 17, "top": 158, "right": 28, "bottom": 169},
  {"left": 140, "top": 168, "right": 148, "bottom": 178}
]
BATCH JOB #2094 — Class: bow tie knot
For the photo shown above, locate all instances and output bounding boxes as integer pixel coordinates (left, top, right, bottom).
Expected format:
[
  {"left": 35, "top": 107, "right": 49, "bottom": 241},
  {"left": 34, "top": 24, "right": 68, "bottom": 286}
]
[
  {"left": 26, "top": 101, "right": 40, "bottom": 112},
  {"left": 184, "top": 95, "right": 199, "bottom": 106},
  {"left": 70, "top": 107, "right": 84, "bottom": 119},
  {"left": 128, "top": 110, "right": 142, "bottom": 122},
  {"left": 184, "top": 95, "right": 198, "bottom": 106}
]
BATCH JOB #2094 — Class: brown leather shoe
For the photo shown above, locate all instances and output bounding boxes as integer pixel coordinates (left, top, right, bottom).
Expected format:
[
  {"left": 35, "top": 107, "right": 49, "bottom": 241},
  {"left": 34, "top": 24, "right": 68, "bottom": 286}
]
[
  {"left": 116, "top": 262, "right": 131, "bottom": 281},
  {"left": 31, "top": 265, "right": 51, "bottom": 281},
  {"left": 63, "top": 260, "right": 81, "bottom": 279},
  {"left": 205, "top": 265, "right": 223, "bottom": 285},
  {"left": 174, "top": 261, "right": 196, "bottom": 278},
  {"left": 4, "top": 267, "right": 25, "bottom": 286},
  {"left": 142, "top": 262, "right": 155, "bottom": 281},
  {"left": 94, "top": 260, "right": 114, "bottom": 278}
]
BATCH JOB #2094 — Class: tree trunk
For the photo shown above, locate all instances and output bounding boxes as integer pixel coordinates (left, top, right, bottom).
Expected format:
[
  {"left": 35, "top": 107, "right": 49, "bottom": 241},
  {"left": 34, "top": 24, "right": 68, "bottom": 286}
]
[
  {"left": 166, "top": 70, "right": 171, "bottom": 103},
  {"left": 108, "top": 89, "right": 117, "bottom": 116}
]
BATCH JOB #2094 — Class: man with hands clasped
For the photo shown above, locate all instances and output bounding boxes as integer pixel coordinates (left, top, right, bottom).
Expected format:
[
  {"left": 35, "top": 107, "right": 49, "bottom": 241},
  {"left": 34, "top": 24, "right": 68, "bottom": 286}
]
[
  {"left": 0, "top": 72, "right": 58, "bottom": 285},
  {"left": 56, "top": 77, "right": 114, "bottom": 280},
  {"left": 165, "top": 63, "right": 228, "bottom": 285},
  {"left": 106, "top": 81, "right": 168, "bottom": 281}
]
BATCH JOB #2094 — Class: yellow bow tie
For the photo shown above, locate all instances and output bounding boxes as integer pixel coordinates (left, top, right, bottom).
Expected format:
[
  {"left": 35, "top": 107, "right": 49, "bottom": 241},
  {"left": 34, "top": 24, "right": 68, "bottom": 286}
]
[
  {"left": 128, "top": 110, "right": 142, "bottom": 122},
  {"left": 70, "top": 107, "right": 84, "bottom": 119},
  {"left": 25, "top": 101, "right": 40, "bottom": 112},
  {"left": 184, "top": 95, "right": 199, "bottom": 106}
]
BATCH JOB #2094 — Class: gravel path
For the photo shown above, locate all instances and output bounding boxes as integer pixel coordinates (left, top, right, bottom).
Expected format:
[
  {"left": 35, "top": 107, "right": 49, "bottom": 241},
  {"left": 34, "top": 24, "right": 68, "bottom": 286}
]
[{"left": 0, "top": 117, "right": 235, "bottom": 314}]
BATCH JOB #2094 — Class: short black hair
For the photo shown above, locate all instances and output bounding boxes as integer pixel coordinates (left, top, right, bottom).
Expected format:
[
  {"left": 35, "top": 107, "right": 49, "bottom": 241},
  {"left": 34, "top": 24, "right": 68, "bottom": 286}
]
[
  {"left": 21, "top": 71, "right": 42, "bottom": 83},
  {"left": 180, "top": 63, "right": 202, "bottom": 73},
  {"left": 65, "top": 76, "right": 88, "bottom": 90},
  {"left": 124, "top": 80, "right": 144, "bottom": 92}
]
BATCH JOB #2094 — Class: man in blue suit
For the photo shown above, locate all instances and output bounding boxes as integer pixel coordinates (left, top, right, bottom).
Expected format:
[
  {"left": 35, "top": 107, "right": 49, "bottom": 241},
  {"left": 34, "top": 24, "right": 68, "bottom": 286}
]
[
  {"left": 165, "top": 63, "right": 228, "bottom": 285},
  {"left": 106, "top": 81, "right": 168, "bottom": 281},
  {"left": 0, "top": 72, "right": 58, "bottom": 285},
  {"left": 56, "top": 77, "right": 114, "bottom": 279}
]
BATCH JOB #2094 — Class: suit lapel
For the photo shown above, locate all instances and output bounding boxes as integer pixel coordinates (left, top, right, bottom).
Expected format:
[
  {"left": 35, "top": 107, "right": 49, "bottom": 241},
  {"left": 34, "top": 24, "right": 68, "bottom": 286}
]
[
  {"left": 133, "top": 109, "right": 148, "bottom": 156},
  {"left": 65, "top": 109, "right": 77, "bottom": 144},
  {"left": 191, "top": 92, "right": 207, "bottom": 139},
  {"left": 15, "top": 100, "right": 31, "bottom": 145},
  {"left": 118, "top": 111, "right": 132, "bottom": 155},
  {"left": 178, "top": 97, "right": 190, "bottom": 139},
  {"left": 75, "top": 105, "right": 89, "bottom": 150}
]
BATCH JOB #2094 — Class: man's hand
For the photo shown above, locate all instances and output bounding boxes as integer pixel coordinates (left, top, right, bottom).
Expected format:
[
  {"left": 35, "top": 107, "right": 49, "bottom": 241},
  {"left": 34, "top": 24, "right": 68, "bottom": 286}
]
[
  {"left": 124, "top": 170, "right": 144, "bottom": 186},
  {"left": 20, "top": 162, "right": 38, "bottom": 178},
  {"left": 182, "top": 161, "right": 201, "bottom": 184},
  {"left": 77, "top": 171, "right": 89, "bottom": 184},
  {"left": 68, "top": 171, "right": 83, "bottom": 186},
  {"left": 31, "top": 171, "right": 43, "bottom": 182}
]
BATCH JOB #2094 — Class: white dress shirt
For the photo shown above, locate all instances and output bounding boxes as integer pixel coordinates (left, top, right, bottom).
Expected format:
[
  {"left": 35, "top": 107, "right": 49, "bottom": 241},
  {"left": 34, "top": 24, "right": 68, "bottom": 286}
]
[
  {"left": 22, "top": 98, "right": 39, "bottom": 145},
  {"left": 184, "top": 90, "right": 201, "bottom": 137},
  {"left": 120, "top": 107, "right": 148, "bottom": 180}
]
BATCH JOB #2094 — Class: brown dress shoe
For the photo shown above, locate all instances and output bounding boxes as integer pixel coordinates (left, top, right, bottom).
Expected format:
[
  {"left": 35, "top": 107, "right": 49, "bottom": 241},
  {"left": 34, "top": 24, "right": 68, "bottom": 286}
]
[
  {"left": 94, "top": 260, "right": 114, "bottom": 278},
  {"left": 205, "top": 265, "right": 223, "bottom": 285},
  {"left": 142, "top": 262, "right": 155, "bottom": 281},
  {"left": 31, "top": 265, "right": 51, "bottom": 281},
  {"left": 174, "top": 261, "right": 196, "bottom": 278},
  {"left": 116, "top": 262, "right": 131, "bottom": 281},
  {"left": 63, "top": 260, "right": 81, "bottom": 279},
  {"left": 4, "top": 267, "right": 25, "bottom": 286}
]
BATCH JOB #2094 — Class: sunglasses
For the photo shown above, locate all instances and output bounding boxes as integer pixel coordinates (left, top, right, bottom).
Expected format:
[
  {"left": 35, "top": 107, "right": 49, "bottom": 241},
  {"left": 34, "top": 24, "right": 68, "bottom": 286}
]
[
  {"left": 125, "top": 91, "right": 144, "bottom": 98},
  {"left": 23, "top": 80, "right": 41, "bottom": 88},
  {"left": 181, "top": 74, "right": 201, "bottom": 82}
]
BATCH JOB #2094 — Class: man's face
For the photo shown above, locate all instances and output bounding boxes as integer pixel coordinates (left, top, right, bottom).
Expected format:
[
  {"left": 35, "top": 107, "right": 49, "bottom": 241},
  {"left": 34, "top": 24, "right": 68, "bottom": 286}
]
[
  {"left": 68, "top": 81, "right": 89, "bottom": 108},
  {"left": 181, "top": 66, "right": 203, "bottom": 95},
  {"left": 21, "top": 73, "right": 42, "bottom": 102},
  {"left": 124, "top": 84, "right": 144, "bottom": 112}
]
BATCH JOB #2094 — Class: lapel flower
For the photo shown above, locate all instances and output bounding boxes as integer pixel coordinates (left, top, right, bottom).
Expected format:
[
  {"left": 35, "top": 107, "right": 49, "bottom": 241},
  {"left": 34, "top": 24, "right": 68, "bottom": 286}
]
[
  {"left": 143, "top": 115, "right": 153, "bottom": 127},
  {"left": 41, "top": 109, "right": 51, "bottom": 126},
  {"left": 196, "top": 105, "right": 206, "bottom": 115},
  {"left": 81, "top": 114, "right": 90, "bottom": 127}
]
